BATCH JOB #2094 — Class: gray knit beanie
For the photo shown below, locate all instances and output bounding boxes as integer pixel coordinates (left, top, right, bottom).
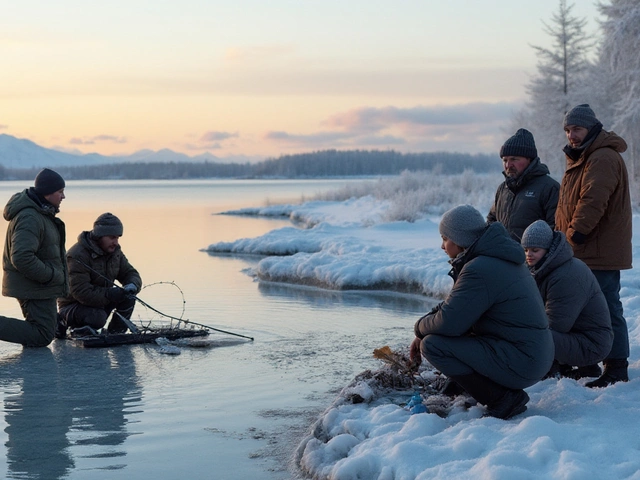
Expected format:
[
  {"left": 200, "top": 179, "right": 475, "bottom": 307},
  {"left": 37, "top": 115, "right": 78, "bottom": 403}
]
[
  {"left": 500, "top": 128, "right": 538, "bottom": 159},
  {"left": 34, "top": 168, "right": 65, "bottom": 196},
  {"left": 563, "top": 104, "right": 599, "bottom": 129},
  {"left": 439, "top": 205, "right": 486, "bottom": 248},
  {"left": 92, "top": 212, "right": 123, "bottom": 237},
  {"left": 521, "top": 220, "right": 553, "bottom": 249}
]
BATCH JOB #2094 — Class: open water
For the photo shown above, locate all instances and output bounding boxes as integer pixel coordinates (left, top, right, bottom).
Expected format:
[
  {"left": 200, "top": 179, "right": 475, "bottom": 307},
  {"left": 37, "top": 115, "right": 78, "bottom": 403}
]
[{"left": 0, "top": 179, "right": 432, "bottom": 479}]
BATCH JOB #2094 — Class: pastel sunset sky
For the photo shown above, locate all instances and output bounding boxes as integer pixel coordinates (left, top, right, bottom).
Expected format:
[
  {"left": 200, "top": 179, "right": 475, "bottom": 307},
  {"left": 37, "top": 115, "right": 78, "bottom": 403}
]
[{"left": 1, "top": 0, "right": 600, "bottom": 160}]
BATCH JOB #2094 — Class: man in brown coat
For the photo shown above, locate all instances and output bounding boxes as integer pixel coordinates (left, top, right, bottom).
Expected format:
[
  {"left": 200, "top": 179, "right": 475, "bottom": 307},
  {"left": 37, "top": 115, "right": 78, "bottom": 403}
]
[{"left": 555, "top": 104, "right": 632, "bottom": 387}]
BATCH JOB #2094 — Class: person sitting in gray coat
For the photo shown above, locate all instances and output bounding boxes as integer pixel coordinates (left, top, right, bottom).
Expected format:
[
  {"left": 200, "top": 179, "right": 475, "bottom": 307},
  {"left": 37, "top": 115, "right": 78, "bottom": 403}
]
[
  {"left": 409, "top": 205, "right": 554, "bottom": 419},
  {"left": 521, "top": 220, "right": 613, "bottom": 380}
]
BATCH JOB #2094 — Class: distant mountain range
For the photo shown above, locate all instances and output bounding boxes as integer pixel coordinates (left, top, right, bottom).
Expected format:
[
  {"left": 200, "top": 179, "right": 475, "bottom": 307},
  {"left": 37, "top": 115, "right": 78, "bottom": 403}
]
[{"left": 0, "top": 134, "right": 261, "bottom": 169}]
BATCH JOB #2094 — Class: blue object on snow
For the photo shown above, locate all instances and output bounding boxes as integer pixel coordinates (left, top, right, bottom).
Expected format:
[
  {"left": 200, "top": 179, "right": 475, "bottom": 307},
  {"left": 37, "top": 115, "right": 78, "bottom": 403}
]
[
  {"left": 407, "top": 392, "right": 423, "bottom": 407},
  {"left": 410, "top": 403, "right": 428, "bottom": 414}
]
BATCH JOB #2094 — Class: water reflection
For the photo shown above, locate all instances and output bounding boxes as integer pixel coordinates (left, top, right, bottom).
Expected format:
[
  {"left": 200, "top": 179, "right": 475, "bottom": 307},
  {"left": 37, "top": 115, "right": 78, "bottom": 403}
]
[
  {"left": 257, "top": 281, "right": 436, "bottom": 313},
  {"left": 0, "top": 345, "right": 142, "bottom": 480}
]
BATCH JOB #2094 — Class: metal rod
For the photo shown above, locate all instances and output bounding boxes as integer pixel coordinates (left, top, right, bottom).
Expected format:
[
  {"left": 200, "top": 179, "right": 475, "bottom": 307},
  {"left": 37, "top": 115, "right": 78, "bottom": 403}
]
[{"left": 71, "top": 258, "right": 254, "bottom": 341}]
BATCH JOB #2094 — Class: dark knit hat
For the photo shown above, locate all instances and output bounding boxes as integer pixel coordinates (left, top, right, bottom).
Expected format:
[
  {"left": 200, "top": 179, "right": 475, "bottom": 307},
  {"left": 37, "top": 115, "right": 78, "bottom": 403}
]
[
  {"left": 500, "top": 128, "right": 538, "bottom": 159},
  {"left": 521, "top": 220, "right": 553, "bottom": 249},
  {"left": 34, "top": 168, "right": 65, "bottom": 196},
  {"left": 92, "top": 212, "right": 123, "bottom": 237},
  {"left": 439, "top": 205, "right": 486, "bottom": 248},
  {"left": 564, "top": 104, "right": 599, "bottom": 129}
]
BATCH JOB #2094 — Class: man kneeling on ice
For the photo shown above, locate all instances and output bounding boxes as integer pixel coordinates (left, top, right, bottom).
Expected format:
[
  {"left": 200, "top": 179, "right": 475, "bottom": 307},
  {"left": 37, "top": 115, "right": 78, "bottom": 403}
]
[
  {"left": 409, "top": 205, "right": 554, "bottom": 419},
  {"left": 57, "top": 213, "right": 142, "bottom": 337}
]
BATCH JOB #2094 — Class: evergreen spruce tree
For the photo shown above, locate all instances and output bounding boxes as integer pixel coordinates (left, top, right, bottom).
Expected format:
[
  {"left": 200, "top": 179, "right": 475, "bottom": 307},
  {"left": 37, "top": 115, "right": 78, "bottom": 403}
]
[
  {"left": 596, "top": 0, "right": 640, "bottom": 180},
  {"left": 510, "top": 0, "right": 593, "bottom": 174}
]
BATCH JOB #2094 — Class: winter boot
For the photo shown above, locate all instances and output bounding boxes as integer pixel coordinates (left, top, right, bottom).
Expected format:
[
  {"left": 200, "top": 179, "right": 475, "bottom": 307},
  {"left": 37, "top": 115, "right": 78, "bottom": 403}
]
[
  {"left": 439, "top": 377, "right": 466, "bottom": 397},
  {"left": 565, "top": 364, "right": 602, "bottom": 380},
  {"left": 543, "top": 361, "right": 574, "bottom": 380},
  {"left": 585, "top": 359, "right": 628, "bottom": 388},
  {"left": 54, "top": 313, "right": 68, "bottom": 339},
  {"left": 450, "top": 373, "right": 529, "bottom": 420}
]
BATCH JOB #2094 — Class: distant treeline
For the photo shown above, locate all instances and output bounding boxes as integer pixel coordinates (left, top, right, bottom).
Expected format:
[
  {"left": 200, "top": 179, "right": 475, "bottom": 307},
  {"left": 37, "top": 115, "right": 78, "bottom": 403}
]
[{"left": 0, "top": 149, "right": 498, "bottom": 181}]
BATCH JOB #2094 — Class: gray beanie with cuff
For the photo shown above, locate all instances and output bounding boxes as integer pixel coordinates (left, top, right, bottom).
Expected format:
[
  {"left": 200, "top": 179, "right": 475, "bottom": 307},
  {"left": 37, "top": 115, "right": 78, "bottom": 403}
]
[
  {"left": 92, "top": 212, "right": 123, "bottom": 237},
  {"left": 521, "top": 220, "right": 553, "bottom": 249},
  {"left": 563, "top": 104, "right": 599, "bottom": 129},
  {"left": 439, "top": 205, "right": 486, "bottom": 248}
]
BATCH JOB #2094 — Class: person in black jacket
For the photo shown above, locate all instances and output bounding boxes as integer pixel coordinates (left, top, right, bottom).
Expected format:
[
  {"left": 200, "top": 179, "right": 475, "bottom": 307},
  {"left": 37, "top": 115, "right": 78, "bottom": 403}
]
[
  {"left": 487, "top": 128, "right": 559, "bottom": 241},
  {"left": 410, "top": 205, "right": 553, "bottom": 419}
]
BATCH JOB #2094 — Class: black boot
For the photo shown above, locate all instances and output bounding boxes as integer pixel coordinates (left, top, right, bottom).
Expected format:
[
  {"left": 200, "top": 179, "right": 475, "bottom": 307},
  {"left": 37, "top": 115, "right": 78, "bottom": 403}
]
[
  {"left": 543, "top": 361, "right": 574, "bottom": 380},
  {"left": 54, "top": 313, "right": 68, "bottom": 339},
  {"left": 450, "top": 373, "right": 529, "bottom": 420},
  {"left": 565, "top": 364, "right": 602, "bottom": 380},
  {"left": 585, "top": 359, "right": 628, "bottom": 388},
  {"left": 440, "top": 377, "right": 466, "bottom": 397}
]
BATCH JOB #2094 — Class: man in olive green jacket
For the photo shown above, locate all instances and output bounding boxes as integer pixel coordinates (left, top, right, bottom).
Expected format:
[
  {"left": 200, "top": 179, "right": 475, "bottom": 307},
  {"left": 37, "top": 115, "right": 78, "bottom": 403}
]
[
  {"left": 0, "top": 168, "right": 68, "bottom": 347},
  {"left": 556, "top": 104, "right": 632, "bottom": 388}
]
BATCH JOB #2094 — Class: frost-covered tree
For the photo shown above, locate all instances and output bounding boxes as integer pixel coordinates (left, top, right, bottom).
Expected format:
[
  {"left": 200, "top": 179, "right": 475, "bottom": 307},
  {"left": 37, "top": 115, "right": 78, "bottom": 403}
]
[
  {"left": 595, "top": 0, "right": 640, "bottom": 180},
  {"left": 509, "top": 0, "right": 593, "bottom": 174}
]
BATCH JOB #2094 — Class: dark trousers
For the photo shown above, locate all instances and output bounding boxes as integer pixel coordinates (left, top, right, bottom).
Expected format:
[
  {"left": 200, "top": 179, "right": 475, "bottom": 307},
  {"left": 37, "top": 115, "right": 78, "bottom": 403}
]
[
  {"left": 60, "top": 297, "right": 135, "bottom": 333},
  {"left": 0, "top": 298, "right": 57, "bottom": 347},
  {"left": 592, "top": 270, "right": 629, "bottom": 360}
]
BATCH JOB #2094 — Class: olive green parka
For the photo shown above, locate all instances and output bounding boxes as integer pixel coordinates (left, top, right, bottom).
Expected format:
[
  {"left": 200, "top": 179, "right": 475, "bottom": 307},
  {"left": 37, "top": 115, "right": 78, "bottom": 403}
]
[{"left": 2, "top": 188, "right": 68, "bottom": 299}]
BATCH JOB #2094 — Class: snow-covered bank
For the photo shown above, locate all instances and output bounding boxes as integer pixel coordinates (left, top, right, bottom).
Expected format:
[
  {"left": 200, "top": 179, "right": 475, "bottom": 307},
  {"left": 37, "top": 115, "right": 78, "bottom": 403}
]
[
  {"left": 204, "top": 194, "right": 640, "bottom": 479},
  {"left": 206, "top": 197, "right": 453, "bottom": 298}
]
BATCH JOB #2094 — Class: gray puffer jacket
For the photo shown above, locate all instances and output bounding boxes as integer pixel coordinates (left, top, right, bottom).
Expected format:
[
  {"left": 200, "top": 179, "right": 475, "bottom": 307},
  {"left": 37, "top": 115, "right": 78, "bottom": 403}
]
[
  {"left": 415, "top": 222, "right": 554, "bottom": 383},
  {"left": 530, "top": 230, "right": 613, "bottom": 366}
]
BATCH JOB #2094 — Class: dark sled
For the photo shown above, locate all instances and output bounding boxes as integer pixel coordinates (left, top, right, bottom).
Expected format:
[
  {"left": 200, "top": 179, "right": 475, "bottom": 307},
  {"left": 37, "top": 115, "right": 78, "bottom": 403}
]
[{"left": 69, "top": 327, "right": 209, "bottom": 348}]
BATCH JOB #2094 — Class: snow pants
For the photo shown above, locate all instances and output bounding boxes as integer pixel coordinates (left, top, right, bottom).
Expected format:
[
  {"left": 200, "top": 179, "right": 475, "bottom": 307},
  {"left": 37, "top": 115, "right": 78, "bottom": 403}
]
[
  {"left": 0, "top": 298, "right": 57, "bottom": 347},
  {"left": 420, "top": 332, "right": 553, "bottom": 390}
]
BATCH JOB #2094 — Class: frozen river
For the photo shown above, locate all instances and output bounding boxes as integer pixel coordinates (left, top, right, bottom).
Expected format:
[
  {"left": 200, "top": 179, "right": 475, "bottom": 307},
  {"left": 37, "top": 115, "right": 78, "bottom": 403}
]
[{"left": 0, "top": 179, "right": 431, "bottom": 479}]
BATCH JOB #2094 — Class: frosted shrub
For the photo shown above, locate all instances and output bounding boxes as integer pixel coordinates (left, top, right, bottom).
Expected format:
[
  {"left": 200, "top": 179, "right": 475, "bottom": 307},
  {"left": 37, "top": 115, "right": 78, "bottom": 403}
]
[{"left": 315, "top": 170, "right": 500, "bottom": 222}]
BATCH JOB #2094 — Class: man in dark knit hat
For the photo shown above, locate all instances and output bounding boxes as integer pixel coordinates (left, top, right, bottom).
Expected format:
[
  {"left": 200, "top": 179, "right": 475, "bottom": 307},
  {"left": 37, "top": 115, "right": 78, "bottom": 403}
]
[
  {"left": 58, "top": 212, "right": 142, "bottom": 337},
  {"left": 0, "top": 168, "right": 68, "bottom": 347},
  {"left": 487, "top": 128, "right": 559, "bottom": 241},
  {"left": 556, "top": 104, "right": 632, "bottom": 388}
]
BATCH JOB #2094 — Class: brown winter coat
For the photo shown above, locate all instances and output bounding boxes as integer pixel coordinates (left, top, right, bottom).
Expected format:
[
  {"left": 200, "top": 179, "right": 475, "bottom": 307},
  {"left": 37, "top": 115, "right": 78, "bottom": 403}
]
[{"left": 555, "top": 130, "right": 632, "bottom": 270}]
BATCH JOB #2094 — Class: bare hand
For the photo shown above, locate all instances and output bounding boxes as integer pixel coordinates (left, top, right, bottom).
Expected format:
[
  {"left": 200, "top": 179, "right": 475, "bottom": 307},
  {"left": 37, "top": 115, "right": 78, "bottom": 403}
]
[{"left": 409, "top": 337, "right": 422, "bottom": 368}]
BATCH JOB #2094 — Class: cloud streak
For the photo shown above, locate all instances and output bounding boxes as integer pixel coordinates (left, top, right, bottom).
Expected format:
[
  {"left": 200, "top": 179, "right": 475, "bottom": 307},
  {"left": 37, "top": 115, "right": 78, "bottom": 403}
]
[
  {"left": 265, "top": 102, "right": 515, "bottom": 154},
  {"left": 200, "top": 131, "right": 239, "bottom": 142},
  {"left": 69, "top": 135, "right": 127, "bottom": 145}
]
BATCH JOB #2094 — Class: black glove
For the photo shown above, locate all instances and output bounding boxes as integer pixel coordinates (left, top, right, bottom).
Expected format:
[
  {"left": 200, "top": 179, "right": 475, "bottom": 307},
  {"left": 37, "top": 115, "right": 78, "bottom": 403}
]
[
  {"left": 106, "top": 286, "right": 127, "bottom": 303},
  {"left": 571, "top": 230, "right": 587, "bottom": 245}
]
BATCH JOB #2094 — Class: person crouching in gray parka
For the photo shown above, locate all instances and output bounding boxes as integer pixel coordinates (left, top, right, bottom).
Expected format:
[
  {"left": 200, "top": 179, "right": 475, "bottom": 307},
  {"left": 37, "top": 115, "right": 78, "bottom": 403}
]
[
  {"left": 521, "top": 220, "right": 613, "bottom": 381},
  {"left": 409, "top": 205, "right": 554, "bottom": 419}
]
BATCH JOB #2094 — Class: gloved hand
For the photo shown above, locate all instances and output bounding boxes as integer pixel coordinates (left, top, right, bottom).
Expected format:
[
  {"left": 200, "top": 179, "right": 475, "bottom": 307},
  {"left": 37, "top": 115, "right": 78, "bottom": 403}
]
[
  {"left": 106, "top": 286, "right": 127, "bottom": 303},
  {"left": 571, "top": 230, "right": 587, "bottom": 245},
  {"left": 123, "top": 283, "right": 137, "bottom": 294}
]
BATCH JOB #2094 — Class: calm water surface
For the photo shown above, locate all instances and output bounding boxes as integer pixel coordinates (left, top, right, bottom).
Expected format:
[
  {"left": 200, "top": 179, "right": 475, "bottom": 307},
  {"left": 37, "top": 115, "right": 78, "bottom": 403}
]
[{"left": 0, "top": 179, "right": 433, "bottom": 480}]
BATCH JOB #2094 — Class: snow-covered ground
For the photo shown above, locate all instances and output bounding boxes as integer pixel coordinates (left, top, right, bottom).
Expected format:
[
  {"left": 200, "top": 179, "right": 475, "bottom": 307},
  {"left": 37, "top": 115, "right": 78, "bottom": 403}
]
[{"left": 205, "top": 195, "right": 640, "bottom": 480}]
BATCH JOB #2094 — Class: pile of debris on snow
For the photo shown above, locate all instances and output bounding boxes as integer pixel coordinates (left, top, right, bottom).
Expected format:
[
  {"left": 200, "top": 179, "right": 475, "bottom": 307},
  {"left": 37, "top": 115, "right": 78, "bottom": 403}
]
[{"left": 294, "top": 346, "right": 475, "bottom": 477}]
